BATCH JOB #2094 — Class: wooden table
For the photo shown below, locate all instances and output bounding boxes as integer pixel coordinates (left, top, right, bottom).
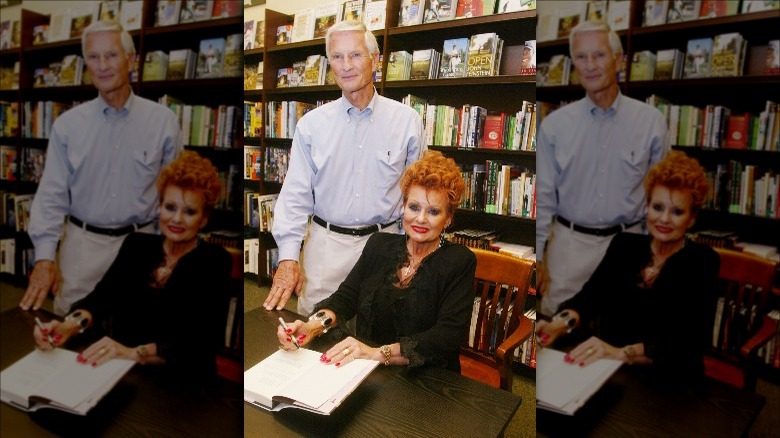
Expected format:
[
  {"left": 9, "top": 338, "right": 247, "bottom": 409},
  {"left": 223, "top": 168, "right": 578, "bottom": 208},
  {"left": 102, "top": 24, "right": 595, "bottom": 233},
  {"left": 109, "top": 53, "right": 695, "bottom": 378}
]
[
  {"left": 536, "top": 364, "right": 765, "bottom": 437},
  {"left": 244, "top": 307, "right": 523, "bottom": 437},
  {"left": 0, "top": 307, "right": 242, "bottom": 437}
]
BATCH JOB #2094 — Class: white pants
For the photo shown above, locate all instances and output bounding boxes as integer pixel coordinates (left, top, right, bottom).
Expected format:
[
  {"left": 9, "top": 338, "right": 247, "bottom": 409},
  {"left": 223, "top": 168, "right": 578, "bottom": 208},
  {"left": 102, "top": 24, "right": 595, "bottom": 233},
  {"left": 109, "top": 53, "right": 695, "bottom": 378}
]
[
  {"left": 540, "top": 220, "right": 643, "bottom": 317},
  {"left": 55, "top": 220, "right": 156, "bottom": 315},
  {"left": 297, "top": 220, "right": 401, "bottom": 316}
]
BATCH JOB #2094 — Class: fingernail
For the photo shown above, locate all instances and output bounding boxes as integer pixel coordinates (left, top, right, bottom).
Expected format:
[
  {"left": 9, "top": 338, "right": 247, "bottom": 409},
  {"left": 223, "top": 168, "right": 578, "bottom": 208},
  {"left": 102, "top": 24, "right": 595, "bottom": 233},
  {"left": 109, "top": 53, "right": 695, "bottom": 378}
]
[
  {"left": 579, "top": 362, "right": 584, "bottom": 367},
  {"left": 286, "top": 337, "right": 291, "bottom": 342},
  {"left": 298, "top": 335, "right": 306, "bottom": 342},
  {"left": 326, "top": 359, "right": 331, "bottom": 363},
  {"left": 92, "top": 362, "right": 97, "bottom": 367},
  {"left": 285, "top": 328, "right": 292, "bottom": 334},
  {"left": 277, "top": 306, "right": 283, "bottom": 310},
  {"left": 335, "top": 362, "right": 340, "bottom": 367},
  {"left": 41, "top": 328, "right": 48, "bottom": 334}
]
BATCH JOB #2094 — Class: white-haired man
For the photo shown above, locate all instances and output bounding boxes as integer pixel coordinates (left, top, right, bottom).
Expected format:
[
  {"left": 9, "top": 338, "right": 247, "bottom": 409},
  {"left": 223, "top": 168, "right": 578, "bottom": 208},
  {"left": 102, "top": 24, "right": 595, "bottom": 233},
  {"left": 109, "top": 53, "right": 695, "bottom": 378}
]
[{"left": 21, "top": 20, "right": 180, "bottom": 315}]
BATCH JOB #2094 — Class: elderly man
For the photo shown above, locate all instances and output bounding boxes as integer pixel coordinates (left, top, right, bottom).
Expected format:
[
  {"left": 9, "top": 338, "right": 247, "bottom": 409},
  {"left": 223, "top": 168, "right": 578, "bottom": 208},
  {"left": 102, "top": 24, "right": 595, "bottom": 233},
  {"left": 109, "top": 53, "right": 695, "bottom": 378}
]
[{"left": 21, "top": 20, "right": 180, "bottom": 315}]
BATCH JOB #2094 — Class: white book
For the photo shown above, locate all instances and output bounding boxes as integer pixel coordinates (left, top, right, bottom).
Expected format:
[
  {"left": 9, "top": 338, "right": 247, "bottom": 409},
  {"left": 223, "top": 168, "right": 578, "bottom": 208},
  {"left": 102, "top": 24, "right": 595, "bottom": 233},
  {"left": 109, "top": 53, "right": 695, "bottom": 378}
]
[
  {"left": 364, "top": 1, "right": 387, "bottom": 31},
  {"left": 47, "top": 8, "right": 71, "bottom": 43},
  {"left": 120, "top": 0, "right": 144, "bottom": 31},
  {"left": 245, "top": 347, "right": 379, "bottom": 415},
  {"left": 291, "top": 8, "right": 316, "bottom": 43},
  {"left": 536, "top": 349, "right": 622, "bottom": 416},
  {"left": 1, "top": 349, "right": 134, "bottom": 416}
]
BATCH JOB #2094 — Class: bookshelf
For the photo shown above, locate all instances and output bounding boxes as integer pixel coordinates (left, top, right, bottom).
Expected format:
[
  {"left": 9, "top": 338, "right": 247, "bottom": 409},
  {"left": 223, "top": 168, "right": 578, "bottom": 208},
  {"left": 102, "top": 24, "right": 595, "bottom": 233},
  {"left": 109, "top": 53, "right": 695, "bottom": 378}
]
[
  {"left": 243, "top": 1, "right": 536, "bottom": 280},
  {"left": 0, "top": 0, "right": 243, "bottom": 372},
  {"left": 537, "top": 0, "right": 779, "bottom": 376}
]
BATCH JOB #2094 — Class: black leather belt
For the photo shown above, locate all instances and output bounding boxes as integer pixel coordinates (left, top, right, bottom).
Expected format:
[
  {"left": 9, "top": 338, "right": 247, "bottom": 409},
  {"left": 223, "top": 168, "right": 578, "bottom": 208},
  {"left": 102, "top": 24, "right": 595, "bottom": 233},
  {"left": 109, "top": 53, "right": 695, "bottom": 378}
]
[
  {"left": 69, "top": 216, "right": 154, "bottom": 237},
  {"left": 312, "top": 215, "right": 396, "bottom": 237},
  {"left": 556, "top": 215, "right": 642, "bottom": 237}
]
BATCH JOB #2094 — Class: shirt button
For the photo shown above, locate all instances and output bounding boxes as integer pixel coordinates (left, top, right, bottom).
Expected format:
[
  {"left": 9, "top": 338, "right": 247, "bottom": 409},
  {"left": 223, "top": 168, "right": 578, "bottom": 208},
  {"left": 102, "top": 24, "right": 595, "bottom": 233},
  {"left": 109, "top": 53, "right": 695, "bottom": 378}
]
[
  {"left": 358, "top": 145, "right": 362, "bottom": 149},
  {"left": 356, "top": 193, "right": 360, "bottom": 198}
]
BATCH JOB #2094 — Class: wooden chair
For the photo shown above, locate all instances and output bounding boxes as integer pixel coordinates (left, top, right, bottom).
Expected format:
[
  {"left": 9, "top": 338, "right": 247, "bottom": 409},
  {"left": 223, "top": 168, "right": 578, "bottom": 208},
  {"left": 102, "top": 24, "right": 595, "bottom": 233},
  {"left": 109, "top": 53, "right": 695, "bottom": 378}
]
[
  {"left": 460, "top": 248, "right": 535, "bottom": 391},
  {"left": 704, "top": 248, "right": 778, "bottom": 391}
]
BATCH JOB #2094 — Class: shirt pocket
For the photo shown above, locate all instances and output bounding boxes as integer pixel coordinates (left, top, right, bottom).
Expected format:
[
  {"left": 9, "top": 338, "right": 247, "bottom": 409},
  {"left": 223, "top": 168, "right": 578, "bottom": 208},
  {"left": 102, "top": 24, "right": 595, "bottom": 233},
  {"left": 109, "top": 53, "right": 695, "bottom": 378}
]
[
  {"left": 132, "top": 148, "right": 161, "bottom": 190},
  {"left": 373, "top": 142, "right": 405, "bottom": 191},
  {"left": 618, "top": 145, "right": 649, "bottom": 190}
]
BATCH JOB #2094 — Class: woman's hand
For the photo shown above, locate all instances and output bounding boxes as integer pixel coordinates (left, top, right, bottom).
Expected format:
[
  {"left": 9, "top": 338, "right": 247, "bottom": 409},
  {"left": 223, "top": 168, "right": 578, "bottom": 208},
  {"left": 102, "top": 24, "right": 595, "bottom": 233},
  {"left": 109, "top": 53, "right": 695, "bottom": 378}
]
[
  {"left": 78, "top": 336, "right": 136, "bottom": 367},
  {"left": 322, "top": 337, "right": 376, "bottom": 368},
  {"left": 566, "top": 336, "right": 625, "bottom": 367},
  {"left": 535, "top": 320, "right": 567, "bottom": 347},
  {"left": 33, "top": 318, "right": 81, "bottom": 350},
  {"left": 277, "top": 319, "right": 315, "bottom": 350}
]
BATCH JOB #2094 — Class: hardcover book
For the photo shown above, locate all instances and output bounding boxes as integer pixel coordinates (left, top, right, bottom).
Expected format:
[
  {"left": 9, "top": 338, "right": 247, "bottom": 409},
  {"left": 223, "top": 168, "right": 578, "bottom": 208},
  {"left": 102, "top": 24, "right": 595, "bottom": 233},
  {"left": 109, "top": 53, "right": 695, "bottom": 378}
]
[
  {"left": 244, "top": 65, "right": 257, "bottom": 90},
  {"left": 212, "top": 0, "right": 242, "bottom": 18},
  {"left": 254, "top": 20, "right": 265, "bottom": 49},
  {"left": 654, "top": 49, "right": 684, "bottom": 80},
  {"left": 764, "top": 40, "right": 779, "bottom": 75},
  {"left": 276, "top": 25, "right": 292, "bottom": 45},
  {"left": 399, "top": 0, "right": 425, "bottom": 26},
  {"left": 710, "top": 32, "right": 744, "bottom": 77},
  {"left": 156, "top": 0, "right": 181, "bottom": 26},
  {"left": 629, "top": 50, "right": 656, "bottom": 81},
  {"left": 521, "top": 40, "right": 536, "bottom": 75},
  {"left": 98, "top": 1, "right": 121, "bottom": 21},
  {"left": 440, "top": 38, "right": 469, "bottom": 78},
  {"left": 699, "top": 0, "right": 740, "bottom": 18},
  {"left": 455, "top": 0, "right": 497, "bottom": 18},
  {"left": 498, "top": 0, "right": 535, "bottom": 13},
  {"left": 222, "top": 34, "right": 243, "bottom": 77},
  {"left": 386, "top": 50, "right": 411, "bottom": 81},
  {"left": 288, "top": 61, "right": 305, "bottom": 87},
  {"left": 276, "top": 67, "right": 291, "bottom": 87},
  {"left": 341, "top": 0, "right": 365, "bottom": 22},
  {"left": 143, "top": 50, "right": 169, "bottom": 81},
  {"left": 180, "top": 0, "right": 214, "bottom": 24},
  {"left": 168, "top": 48, "right": 197, "bottom": 80},
  {"left": 291, "top": 8, "right": 315, "bottom": 43},
  {"left": 47, "top": 9, "right": 71, "bottom": 43},
  {"left": 741, "top": 0, "right": 780, "bottom": 13},
  {"left": 313, "top": 3, "right": 340, "bottom": 39},
  {"left": 120, "top": 0, "right": 144, "bottom": 31},
  {"left": 303, "top": 54, "right": 325, "bottom": 86},
  {"left": 667, "top": 0, "right": 701, "bottom": 23},
  {"left": 244, "top": 348, "right": 379, "bottom": 415},
  {"left": 643, "top": 0, "right": 668, "bottom": 26},
  {"left": 466, "top": 32, "right": 498, "bottom": 77},
  {"left": 32, "top": 24, "right": 48, "bottom": 45},
  {"left": 58, "top": 55, "right": 83, "bottom": 86},
  {"left": 424, "top": 0, "right": 458, "bottom": 23},
  {"left": 607, "top": 0, "right": 630, "bottom": 30},
  {"left": 411, "top": 49, "right": 435, "bottom": 80},
  {"left": 69, "top": 3, "right": 97, "bottom": 39},
  {"left": 1, "top": 349, "right": 134, "bottom": 416},
  {"left": 244, "top": 20, "right": 257, "bottom": 50},
  {"left": 196, "top": 38, "right": 226, "bottom": 78},
  {"left": 364, "top": 1, "right": 387, "bottom": 31},
  {"left": 684, "top": 38, "right": 714, "bottom": 79}
]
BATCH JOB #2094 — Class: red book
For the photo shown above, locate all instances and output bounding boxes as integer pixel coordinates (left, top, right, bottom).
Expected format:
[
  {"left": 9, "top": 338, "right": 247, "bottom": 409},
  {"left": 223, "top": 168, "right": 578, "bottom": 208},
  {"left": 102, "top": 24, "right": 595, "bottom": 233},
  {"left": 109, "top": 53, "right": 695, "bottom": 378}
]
[
  {"left": 482, "top": 113, "right": 505, "bottom": 149},
  {"left": 724, "top": 113, "right": 751, "bottom": 149},
  {"left": 212, "top": 0, "right": 242, "bottom": 18}
]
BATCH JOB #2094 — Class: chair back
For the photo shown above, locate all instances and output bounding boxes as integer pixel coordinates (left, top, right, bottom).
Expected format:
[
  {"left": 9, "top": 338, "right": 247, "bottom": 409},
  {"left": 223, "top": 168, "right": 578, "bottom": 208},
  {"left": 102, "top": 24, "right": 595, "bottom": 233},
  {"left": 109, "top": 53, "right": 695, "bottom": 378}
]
[
  {"left": 460, "top": 248, "right": 535, "bottom": 390},
  {"left": 705, "top": 248, "right": 777, "bottom": 391}
]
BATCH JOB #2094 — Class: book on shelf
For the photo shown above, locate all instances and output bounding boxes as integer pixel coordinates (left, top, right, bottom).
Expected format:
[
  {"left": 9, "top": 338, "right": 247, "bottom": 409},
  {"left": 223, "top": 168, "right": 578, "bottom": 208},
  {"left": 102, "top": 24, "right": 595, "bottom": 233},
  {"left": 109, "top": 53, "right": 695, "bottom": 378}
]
[
  {"left": 386, "top": 50, "right": 412, "bottom": 81},
  {"left": 313, "top": 2, "right": 340, "bottom": 39},
  {"left": 520, "top": 40, "right": 536, "bottom": 75},
  {"left": 244, "top": 65, "right": 258, "bottom": 90},
  {"left": 19, "top": 149, "right": 45, "bottom": 183},
  {"left": 554, "top": 1, "right": 586, "bottom": 39},
  {"left": 545, "top": 54, "right": 571, "bottom": 86},
  {"left": 498, "top": 0, "right": 535, "bottom": 13},
  {"left": 32, "top": 24, "right": 48, "bottom": 45},
  {"left": 399, "top": 0, "right": 425, "bottom": 26},
  {"left": 466, "top": 32, "right": 499, "bottom": 77},
  {"left": 536, "top": 348, "right": 622, "bottom": 416},
  {"left": 683, "top": 37, "right": 713, "bottom": 79},
  {"left": 156, "top": 0, "right": 181, "bottom": 26},
  {"left": 244, "top": 20, "right": 257, "bottom": 50},
  {"left": 699, "top": 0, "right": 740, "bottom": 18},
  {"left": 58, "top": 55, "right": 83, "bottom": 86},
  {"left": 0, "top": 20, "right": 11, "bottom": 50},
  {"left": 741, "top": 0, "right": 780, "bottom": 13},
  {"left": 765, "top": 40, "right": 779, "bottom": 75},
  {"left": 0, "top": 238, "right": 16, "bottom": 275},
  {"left": 0, "top": 348, "right": 134, "bottom": 416},
  {"left": 213, "top": 0, "right": 242, "bottom": 18},
  {"left": 607, "top": 0, "right": 631, "bottom": 31},
  {"left": 629, "top": 50, "right": 656, "bottom": 81},
  {"left": 0, "top": 146, "right": 18, "bottom": 181},
  {"left": 196, "top": 37, "right": 226, "bottom": 79},
  {"left": 276, "top": 67, "right": 291, "bottom": 88},
  {"left": 222, "top": 34, "right": 242, "bottom": 77},
  {"left": 289, "top": 61, "right": 306, "bottom": 87},
  {"left": 710, "top": 32, "right": 746, "bottom": 78},
  {"left": 120, "top": 0, "right": 144, "bottom": 31},
  {"left": 666, "top": 0, "right": 701, "bottom": 23},
  {"left": 440, "top": 38, "right": 469, "bottom": 78},
  {"left": 455, "top": 0, "right": 497, "bottom": 19},
  {"left": 167, "top": 48, "right": 197, "bottom": 80},
  {"left": 47, "top": 8, "right": 71, "bottom": 43},
  {"left": 304, "top": 55, "right": 327, "bottom": 86},
  {"left": 276, "top": 24, "right": 292, "bottom": 45},
  {"left": 12, "top": 193, "right": 33, "bottom": 232},
  {"left": 291, "top": 8, "right": 316, "bottom": 43},
  {"left": 244, "top": 147, "right": 262, "bottom": 180},
  {"left": 424, "top": 0, "right": 458, "bottom": 23},
  {"left": 254, "top": 20, "right": 265, "bottom": 49},
  {"left": 654, "top": 48, "right": 684, "bottom": 80},
  {"left": 264, "top": 147, "right": 290, "bottom": 183},
  {"left": 98, "top": 1, "right": 121, "bottom": 21},
  {"left": 179, "top": 0, "right": 214, "bottom": 24},
  {"left": 364, "top": 1, "right": 387, "bottom": 31},
  {"left": 585, "top": 0, "right": 607, "bottom": 21},
  {"left": 244, "top": 347, "right": 379, "bottom": 415},
  {"left": 643, "top": 0, "right": 668, "bottom": 26},
  {"left": 341, "top": 0, "right": 365, "bottom": 22},
  {"left": 69, "top": 3, "right": 98, "bottom": 39},
  {"left": 410, "top": 49, "right": 439, "bottom": 80},
  {"left": 143, "top": 50, "right": 169, "bottom": 81}
]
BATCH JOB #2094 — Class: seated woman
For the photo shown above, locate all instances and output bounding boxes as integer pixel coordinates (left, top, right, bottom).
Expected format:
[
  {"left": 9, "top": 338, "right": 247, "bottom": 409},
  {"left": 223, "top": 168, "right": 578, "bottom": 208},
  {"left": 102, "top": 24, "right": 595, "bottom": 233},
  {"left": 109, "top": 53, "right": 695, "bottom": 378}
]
[
  {"left": 536, "top": 151, "right": 719, "bottom": 383},
  {"left": 277, "top": 151, "right": 476, "bottom": 372},
  {"left": 34, "top": 151, "right": 231, "bottom": 384}
]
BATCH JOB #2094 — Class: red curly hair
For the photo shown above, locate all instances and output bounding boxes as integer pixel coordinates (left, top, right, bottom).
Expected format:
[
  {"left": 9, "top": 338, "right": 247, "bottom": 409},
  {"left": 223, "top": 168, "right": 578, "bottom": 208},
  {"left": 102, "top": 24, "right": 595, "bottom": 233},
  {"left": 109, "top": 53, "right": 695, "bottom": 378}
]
[
  {"left": 644, "top": 151, "right": 708, "bottom": 214},
  {"left": 156, "top": 151, "right": 221, "bottom": 215},
  {"left": 400, "top": 150, "right": 465, "bottom": 217}
]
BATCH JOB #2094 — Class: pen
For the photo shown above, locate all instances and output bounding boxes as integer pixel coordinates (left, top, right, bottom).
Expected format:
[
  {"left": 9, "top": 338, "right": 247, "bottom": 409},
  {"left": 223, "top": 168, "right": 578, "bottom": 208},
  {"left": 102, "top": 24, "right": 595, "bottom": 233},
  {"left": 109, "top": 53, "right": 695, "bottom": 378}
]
[
  {"left": 35, "top": 316, "right": 56, "bottom": 348},
  {"left": 278, "top": 317, "right": 300, "bottom": 349}
]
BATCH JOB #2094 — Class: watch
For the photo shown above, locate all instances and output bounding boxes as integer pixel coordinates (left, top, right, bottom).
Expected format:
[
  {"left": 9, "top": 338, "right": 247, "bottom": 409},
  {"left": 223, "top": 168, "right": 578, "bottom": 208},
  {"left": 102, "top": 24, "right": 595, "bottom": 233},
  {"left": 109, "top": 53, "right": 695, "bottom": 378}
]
[{"left": 308, "top": 311, "right": 333, "bottom": 334}]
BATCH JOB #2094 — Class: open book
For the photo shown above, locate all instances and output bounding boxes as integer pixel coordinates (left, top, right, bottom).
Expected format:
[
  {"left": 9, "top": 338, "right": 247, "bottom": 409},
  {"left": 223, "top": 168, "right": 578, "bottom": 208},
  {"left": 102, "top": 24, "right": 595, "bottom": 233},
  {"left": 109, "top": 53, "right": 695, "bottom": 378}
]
[
  {"left": 536, "top": 348, "right": 622, "bottom": 415},
  {"left": 244, "top": 347, "right": 379, "bottom": 415},
  {"left": 1, "top": 348, "right": 134, "bottom": 415}
]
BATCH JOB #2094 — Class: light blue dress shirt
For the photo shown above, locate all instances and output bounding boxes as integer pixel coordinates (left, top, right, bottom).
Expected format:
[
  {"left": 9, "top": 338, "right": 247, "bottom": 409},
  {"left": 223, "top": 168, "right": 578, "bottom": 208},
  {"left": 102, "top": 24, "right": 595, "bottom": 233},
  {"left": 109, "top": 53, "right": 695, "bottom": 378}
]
[
  {"left": 29, "top": 92, "right": 181, "bottom": 261},
  {"left": 536, "top": 92, "right": 668, "bottom": 253},
  {"left": 273, "top": 91, "right": 425, "bottom": 262}
]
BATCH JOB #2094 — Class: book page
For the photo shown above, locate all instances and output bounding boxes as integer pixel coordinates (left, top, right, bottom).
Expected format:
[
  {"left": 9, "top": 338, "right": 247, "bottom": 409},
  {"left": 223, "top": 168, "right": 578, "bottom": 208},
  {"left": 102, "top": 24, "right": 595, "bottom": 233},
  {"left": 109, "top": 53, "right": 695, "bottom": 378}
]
[
  {"left": 244, "top": 348, "right": 322, "bottom": 408},
  {"left": 536, "top": 348, "right": 622, "bottom": 415},
  {"left": 280, "top": 358, "right": 378, "bottom": 411}
]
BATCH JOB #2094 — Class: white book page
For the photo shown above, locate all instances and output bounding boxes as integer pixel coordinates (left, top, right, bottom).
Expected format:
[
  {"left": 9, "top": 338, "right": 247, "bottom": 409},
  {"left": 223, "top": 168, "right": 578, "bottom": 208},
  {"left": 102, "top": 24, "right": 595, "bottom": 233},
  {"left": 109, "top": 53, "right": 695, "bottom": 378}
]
[
  {"left": 281, "top": 358, "right": 378, "bottom": 411},
  {"left": 244, "top": 348, "right": 321, "bottom": 407},
  {"left": 536, "top": 349, "right": 622, "bottom": 414}
]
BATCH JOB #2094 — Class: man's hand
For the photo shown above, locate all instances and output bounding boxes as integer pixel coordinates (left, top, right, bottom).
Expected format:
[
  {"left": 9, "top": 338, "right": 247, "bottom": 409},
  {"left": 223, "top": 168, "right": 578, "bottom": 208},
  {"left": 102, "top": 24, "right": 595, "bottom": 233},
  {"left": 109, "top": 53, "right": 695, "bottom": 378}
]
[
  {"left": 263, "top": 260, "right": 303, "bottom": 311},
  {"left": 20, "top": 260, "right": 59, "bottom": 311}
]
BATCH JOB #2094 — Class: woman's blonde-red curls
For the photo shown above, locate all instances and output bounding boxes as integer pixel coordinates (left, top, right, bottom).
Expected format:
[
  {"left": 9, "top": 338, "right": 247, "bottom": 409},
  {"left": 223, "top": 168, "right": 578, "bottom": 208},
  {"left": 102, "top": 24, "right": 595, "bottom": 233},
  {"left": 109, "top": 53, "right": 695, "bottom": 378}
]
[
  {"left": 644, "top": 150, "right": 708, "bottom": 213},
  {"left": 400, "top": 150, "right": 465, "bottom": 216},
  {"left": 156, "top": 151, "right": 222, "bottom": 214}
]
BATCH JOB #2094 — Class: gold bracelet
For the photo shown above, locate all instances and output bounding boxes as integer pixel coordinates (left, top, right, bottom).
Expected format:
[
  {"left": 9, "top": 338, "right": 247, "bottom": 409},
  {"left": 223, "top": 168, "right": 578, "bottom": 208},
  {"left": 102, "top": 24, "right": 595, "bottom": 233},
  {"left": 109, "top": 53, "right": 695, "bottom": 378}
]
[
  {"left": 622, "top": 345, "right": 636, "bottom": 365},
  {"left": 379, "top": 345, "right": 391, "bottom": 366},
  {"left": 136, "top": 344, "right": 149, "bottom": 365}
]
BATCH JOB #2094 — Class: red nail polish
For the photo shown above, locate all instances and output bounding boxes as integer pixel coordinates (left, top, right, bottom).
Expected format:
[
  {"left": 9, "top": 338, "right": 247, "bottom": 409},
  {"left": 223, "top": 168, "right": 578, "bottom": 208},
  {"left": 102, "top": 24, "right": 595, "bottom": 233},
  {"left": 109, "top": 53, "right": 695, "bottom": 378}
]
[
  {"left": 92, "top": 362, "right": 97, "bottom": 367},
  {"left": 285, "top": 328, "right": 292, "bottom": 334},
  {"left": 335, "top": 362, "right": 340, "bottom": 366},
  {"left": 579, "top": 362, "right": 584, "bottom": 367},
  {"left": 286, "top": 337, "right": 291, "bottom": 342},
  {"left": 298, "top": 335, "right": 306, "bottom": 342},
  {"left": 41, "top": 329, "right": 48, "bottom": 334},
  {"left": 326, "top": 359, "right": 331, "bottom": 363}
]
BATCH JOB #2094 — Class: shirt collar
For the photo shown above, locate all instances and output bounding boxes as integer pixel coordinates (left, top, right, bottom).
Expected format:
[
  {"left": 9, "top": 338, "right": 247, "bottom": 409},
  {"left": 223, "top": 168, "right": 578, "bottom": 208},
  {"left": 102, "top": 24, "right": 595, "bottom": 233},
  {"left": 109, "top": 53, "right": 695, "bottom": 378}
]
[
  {"left": 584, "top": 90, "right": 621, "bottom": 118},
  {"left": 340, "top": 87, "right": 378, "bottom": 118},
  {"left": 97, "top": 91, "right": 134, "bottom": 119}
]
